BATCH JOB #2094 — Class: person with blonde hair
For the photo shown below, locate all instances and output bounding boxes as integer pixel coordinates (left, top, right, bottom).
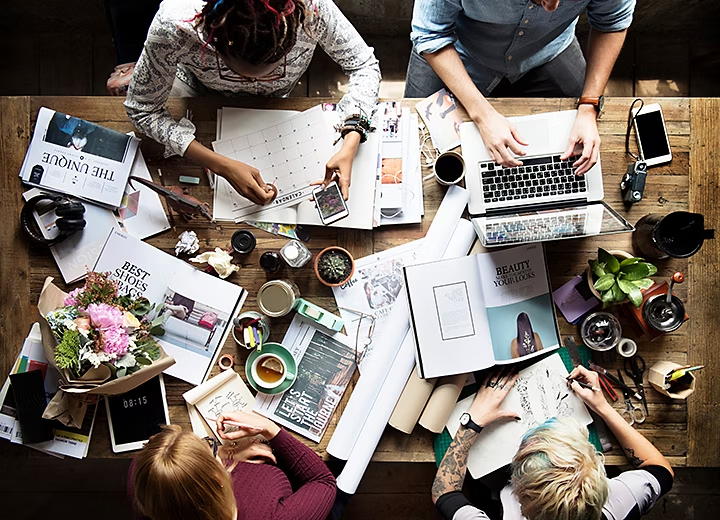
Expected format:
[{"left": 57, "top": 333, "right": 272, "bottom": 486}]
[
  {"left": 130, "top": 411, "right": 336, "bottom": 519},
  {"left": 432, "top": 365, "right": 673, "bottom": 520}
]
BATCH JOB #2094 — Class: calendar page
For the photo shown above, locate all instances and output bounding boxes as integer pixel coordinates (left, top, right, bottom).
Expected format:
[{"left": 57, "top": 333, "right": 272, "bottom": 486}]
[{"left": 212, "top": 105, "right": 334, "bottom": 220}]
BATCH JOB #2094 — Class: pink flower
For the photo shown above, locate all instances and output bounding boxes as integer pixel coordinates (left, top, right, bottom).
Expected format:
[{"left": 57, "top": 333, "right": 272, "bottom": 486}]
[
  {"left": 101, "top": 326, "right": 130, "bottom": 358},
  {"left": 74, "top": 316, "right": 92, "bottom": 334},
  {"left": 64, "top": 288, "right": 85, "bottom": 307},
  {"left": 87, "top": 303, "right": 123, "bottom": 329}
]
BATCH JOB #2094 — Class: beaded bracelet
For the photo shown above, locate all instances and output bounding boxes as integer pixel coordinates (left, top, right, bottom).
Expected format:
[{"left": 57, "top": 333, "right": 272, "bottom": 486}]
[{"left": 333, "top": 113, "right": 375, "bottom": 145}]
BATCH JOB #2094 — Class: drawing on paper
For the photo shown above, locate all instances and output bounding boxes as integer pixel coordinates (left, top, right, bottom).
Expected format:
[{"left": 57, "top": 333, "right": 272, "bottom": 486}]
[
  {"left": 212, "top": 106, "right": 333, "bottom": 220},
  {"left": 358, "top": 258, "right": 408, "bottom": 310}
]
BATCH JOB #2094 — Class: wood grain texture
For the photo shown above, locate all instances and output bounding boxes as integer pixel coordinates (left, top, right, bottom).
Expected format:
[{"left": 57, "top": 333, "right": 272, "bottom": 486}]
[
  {"left": 0, "top": 97, "right": 705, "bottom": 469},
  {"left": 687, "top": 98, "right": 720, "bottom": 467}
]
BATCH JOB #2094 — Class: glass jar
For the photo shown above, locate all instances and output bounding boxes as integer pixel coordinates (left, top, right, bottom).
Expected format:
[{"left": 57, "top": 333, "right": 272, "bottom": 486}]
[{"left": 280, "top": 240, "right": 312, "bottom": 268}]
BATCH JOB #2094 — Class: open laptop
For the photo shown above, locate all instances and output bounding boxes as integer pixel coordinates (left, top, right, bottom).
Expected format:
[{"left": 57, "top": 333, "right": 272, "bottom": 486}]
[{"left": 461, "top": 110, "right": 633, "bottom": 247}]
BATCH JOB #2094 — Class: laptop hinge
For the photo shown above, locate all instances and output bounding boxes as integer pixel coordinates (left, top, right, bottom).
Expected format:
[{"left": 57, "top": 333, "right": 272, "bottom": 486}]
[{"left": 472, "top": 198, "right": 590, "bottom": 218}]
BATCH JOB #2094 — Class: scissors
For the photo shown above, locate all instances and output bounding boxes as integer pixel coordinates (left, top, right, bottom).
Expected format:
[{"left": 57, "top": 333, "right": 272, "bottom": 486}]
[
  {"left": 624, "top": 355, "right": 648, "bottom": 415},
  {"left": 618, "top": 370, "right": 646, "bottom": 426}
]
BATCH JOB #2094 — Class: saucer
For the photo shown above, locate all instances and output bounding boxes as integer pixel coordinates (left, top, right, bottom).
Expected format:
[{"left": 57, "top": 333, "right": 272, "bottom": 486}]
[{"left": 245, "top": 342, "right": 298, "bottom": 395}]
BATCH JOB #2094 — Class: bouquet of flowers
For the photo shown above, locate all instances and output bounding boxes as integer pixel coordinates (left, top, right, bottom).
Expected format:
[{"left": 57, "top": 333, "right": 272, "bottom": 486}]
[{"left": 45, "top": 271, "right": 165, "bottom": 381}]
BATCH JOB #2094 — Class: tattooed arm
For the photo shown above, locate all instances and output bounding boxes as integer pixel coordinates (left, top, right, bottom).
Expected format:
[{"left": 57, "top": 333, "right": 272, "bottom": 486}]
[
  {"left": 568, "top": 366, "right": 674, "bottom": 476},
  {"left": 432, "top": 370, "right": 521, "bottom": 505}
]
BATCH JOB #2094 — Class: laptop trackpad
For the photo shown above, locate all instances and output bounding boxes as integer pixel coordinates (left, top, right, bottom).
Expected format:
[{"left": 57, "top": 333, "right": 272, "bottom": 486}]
[{"left": 514, "top": 120, "right": 551, "bottom": 156}]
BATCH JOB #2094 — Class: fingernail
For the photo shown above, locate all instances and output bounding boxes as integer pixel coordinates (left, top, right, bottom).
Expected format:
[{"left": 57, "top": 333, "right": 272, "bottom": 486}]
[{"left": 515, "top": 416, "right": 521, "bottom": 421}]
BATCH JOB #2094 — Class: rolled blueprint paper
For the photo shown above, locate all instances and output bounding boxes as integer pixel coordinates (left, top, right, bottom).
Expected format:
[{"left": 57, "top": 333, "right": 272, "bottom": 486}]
[
  {"left": 327, "top": 186, "right": 470, "bottom": 461},
  {"left": 334, "top": 217, "right": 476, "bottom": 494},
  {"left": 418, "top": 373, "right": 468, "bottom": 433},
  {"left": 388, "top": 371, "right": 437, "bottom": 434}
]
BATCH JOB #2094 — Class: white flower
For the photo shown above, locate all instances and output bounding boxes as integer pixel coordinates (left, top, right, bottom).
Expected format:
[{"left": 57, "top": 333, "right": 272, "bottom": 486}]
[
  {"left": 123, "top": 312, "right": 141, "bottom": 331},
  {"left": 80, "top": 349, "right": 112, "bottom": 368},
  {"left": 115, "top": 353, "right": 138, "bottom": 369}
]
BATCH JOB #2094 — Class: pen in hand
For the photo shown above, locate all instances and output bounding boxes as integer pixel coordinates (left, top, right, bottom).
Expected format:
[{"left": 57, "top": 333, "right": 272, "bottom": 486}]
[
  {"left": 205, "top": 416, "right": 264, "bottom": 433},
  {"left": 566, "top": 376, "right": 601, "bottom": 392}
]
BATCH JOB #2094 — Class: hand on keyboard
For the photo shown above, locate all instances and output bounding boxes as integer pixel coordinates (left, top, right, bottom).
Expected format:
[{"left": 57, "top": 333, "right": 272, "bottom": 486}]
[
  {"left": 473, "top": 106, "right": 528, "bottom": 168},
  {"left": 561, "top": 106, "right": 601, "bottom": 176}
]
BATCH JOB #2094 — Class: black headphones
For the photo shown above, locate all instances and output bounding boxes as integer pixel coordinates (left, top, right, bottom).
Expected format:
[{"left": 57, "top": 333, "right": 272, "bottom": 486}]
[{"left": 21, "top": 194, "right": 86, "bottom": 246}]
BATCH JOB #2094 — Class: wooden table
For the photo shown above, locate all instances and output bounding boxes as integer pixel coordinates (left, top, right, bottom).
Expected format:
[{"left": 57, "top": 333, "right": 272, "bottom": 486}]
[{"left": 1, "top": 96, "right": 718, "bottom": 467}]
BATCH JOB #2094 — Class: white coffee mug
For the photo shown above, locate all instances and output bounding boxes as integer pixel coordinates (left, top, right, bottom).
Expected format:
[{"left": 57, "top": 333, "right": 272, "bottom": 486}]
[
  {"left": 251, "top": 353, "right": 295, "bottom": 390},
  {"left": 433, "top": 151, "right": 466, "bottom": 186}
]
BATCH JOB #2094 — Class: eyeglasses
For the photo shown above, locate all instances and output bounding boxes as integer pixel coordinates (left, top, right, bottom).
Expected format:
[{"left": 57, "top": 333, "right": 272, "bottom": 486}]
[
  {"left": 338, "top": 307, "right": 376, "bottom": 366},
  {"left": 215, "top": 51, "right": 287, "bottom": 83},
  {"left": 203, "top": 436, "right": 219, "bottom": 457}
]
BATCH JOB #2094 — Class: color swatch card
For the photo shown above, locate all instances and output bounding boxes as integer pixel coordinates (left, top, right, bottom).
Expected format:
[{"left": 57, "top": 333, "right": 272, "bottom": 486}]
[{"left": 213, "top": 106, "right": 334, "bottom": 220}]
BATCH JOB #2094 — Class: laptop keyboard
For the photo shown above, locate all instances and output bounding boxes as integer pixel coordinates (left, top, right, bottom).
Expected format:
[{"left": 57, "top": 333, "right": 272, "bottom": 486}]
[
  {"left": 484, "top": 212, "right": 588, "bottom": 244},
  {"left": 479, "top": 155, "right": 586, "bottom": 204}
]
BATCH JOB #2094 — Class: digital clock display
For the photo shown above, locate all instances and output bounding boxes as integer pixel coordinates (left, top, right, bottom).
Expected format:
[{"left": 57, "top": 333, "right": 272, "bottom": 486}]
[{"left": 106, "top": 375, "right": 169, "bottom": 448}]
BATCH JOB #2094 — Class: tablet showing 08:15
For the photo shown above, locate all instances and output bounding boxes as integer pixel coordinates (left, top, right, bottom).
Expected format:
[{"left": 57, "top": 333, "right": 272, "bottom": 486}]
[{"left": 105, "top": 374, "right": 170, "bottom": 453}]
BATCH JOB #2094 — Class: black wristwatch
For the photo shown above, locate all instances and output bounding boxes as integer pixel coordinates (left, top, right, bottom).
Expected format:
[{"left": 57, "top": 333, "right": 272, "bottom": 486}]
[{"left": 459, "top": 413, "right": 483, "bottom": 433}]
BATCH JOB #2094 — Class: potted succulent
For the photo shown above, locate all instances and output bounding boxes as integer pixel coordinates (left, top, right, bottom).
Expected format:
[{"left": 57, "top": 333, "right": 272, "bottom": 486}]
[
  {"left": 314, "top": 246, "right": 355, "bottom": 287},
  {"left": 586, "top": 248, "right": 657, "bottom": 308}
]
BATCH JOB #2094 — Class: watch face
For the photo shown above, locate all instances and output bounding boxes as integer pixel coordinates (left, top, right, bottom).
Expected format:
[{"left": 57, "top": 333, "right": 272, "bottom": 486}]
[{"left": 460, "top": 413, "right": 470, "bottom": 426}]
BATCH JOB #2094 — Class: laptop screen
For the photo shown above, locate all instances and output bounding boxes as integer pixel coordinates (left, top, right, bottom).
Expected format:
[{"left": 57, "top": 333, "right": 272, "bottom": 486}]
[{"left": 471, "top": 202, "right": 634, "bottom": 247}]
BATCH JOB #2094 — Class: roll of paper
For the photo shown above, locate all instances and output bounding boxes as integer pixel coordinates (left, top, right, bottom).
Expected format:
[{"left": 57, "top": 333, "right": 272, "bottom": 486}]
[
  {"left": 418, "top": 373, "right": 468, "bottom": 433},
  {"left": 388, "top": 371, "right": 438, "bottom": 434},
  {"left": 334, "top": 215, "right": 476, "bottom": 494}
]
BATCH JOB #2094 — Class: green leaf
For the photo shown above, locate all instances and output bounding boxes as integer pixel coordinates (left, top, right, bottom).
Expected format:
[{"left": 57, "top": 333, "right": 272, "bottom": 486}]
[
  {"left": 632, "top": 278, "right": 655, "bottom": 290},
  {"left": 149, "top": 325, "right": 165, "bottom": 336},
  {"left": 598, "top": 248, "right": 620, "bottom": 274},
  {"left": 589, "top": 259, "right": 606, "bottom": 278},
  {"left": 622, "top": 263, "right": 651, "bottom": 280},
  {"left": 611, "top": 282, "right": 625, "bottom": 302},
  {"left": 136, "top": 356, "right": 152, "bottom": 366},
  {"left": 618, "top": 279, "right": 643, "bottom": 307},
  {"left": 601, "top": 288, "right": 615, "bottom": 308},
  {"left": 116, "top": 367, "right": 127, "bottom": 378},
  {"left": 151, "top": 316, "right": 165, "bottom": 328},
  {"left": 619, "top": 257, "right": 643, "bottom": 268},
  {"left": 594, "top": 274, "right": 616, "bottom": 292},
  {"left": 644, "top": 263, "right": 658, "bottom": 277}
]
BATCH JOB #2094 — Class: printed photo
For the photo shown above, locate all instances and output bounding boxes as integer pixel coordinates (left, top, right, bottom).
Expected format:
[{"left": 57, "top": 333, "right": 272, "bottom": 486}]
[
  {"left": 44, "top": 112, "right": 132, "bottom": 162},
  {"left": 159, "top": 289, "right": 229, "bottom": 359},
  {"left": 358, "top": 258, "right": 405, "bottom": 310}
]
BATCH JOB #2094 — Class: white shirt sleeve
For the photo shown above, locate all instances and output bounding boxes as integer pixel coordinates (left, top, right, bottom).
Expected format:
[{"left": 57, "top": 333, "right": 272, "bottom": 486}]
[{"left": 602, "top": 469, "right": 663, "bottom": 520}]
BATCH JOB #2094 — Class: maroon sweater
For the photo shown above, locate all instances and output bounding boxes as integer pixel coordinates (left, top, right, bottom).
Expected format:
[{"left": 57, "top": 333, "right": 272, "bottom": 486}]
[{"left": 129, "top": 429, "right": 336, "bottom": 520}]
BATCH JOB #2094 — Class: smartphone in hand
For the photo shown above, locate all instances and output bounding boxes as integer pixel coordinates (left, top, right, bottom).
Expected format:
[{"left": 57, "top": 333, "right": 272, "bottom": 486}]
[{"left": 313, "top": 181, "right": 349, "bottom": 225}]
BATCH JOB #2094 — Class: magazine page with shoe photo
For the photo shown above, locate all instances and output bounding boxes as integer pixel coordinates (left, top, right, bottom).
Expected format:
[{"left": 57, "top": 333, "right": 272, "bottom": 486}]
[{"left": 404, "top": 244, "right": 559, "bottom": 379}]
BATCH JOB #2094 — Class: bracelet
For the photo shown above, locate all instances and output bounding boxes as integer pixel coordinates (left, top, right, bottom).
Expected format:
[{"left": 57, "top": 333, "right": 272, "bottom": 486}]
[{"left": 333, "top": 112, "right": 375, "bottom": 145}]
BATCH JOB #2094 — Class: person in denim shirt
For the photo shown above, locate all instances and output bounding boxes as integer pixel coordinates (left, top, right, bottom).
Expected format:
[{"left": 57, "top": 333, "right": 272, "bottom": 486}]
[{"left": 406, "top": 0, "right": 635, "bottom": 176}]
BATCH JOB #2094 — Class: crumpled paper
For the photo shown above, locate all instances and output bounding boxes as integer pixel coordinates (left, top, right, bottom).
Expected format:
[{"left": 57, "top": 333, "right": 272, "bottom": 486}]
[
  {"left": 175, "top": 230, "right": 200, "bottom": 256},
  {"left": 190, "top": 248, "right": 239, "bottom": 279}
]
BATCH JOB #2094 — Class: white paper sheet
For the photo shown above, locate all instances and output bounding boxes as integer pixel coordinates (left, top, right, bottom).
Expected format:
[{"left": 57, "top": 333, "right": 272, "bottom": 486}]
[
  {"left": 334, "top": 217, "right": 477, "bottom": 494},
  {"left": 445, "top": 354, "right": 593, "bottom": 479},
  {"left": 326, "top": 186, "right": 470, "bottom": 463}
]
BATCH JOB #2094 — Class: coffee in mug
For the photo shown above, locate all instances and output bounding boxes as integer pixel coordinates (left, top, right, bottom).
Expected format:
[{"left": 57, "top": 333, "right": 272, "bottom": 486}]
[
  {"left": 433, "top": 151, "right": 466, "bottom": 186},
  {"left": 251, "top": 353, "right": 294, "bottom": 389}
]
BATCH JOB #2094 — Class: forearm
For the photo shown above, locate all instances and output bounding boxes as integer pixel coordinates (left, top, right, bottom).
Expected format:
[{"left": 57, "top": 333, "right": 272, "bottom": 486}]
[
  {"left": 596, "top": 403, "right": 673, "bottom": 475},
  {"left": 432, "top": 427, "right": 478, "bottom": 503},
  {"left": 184, "top": 140, "right": 236, "bottom": 180},
  {"left": 581, "top": 28, "right": 628, "bottom": 97},
  {"left": 424, "top": 46, "right": 493, "bottom": 123}
]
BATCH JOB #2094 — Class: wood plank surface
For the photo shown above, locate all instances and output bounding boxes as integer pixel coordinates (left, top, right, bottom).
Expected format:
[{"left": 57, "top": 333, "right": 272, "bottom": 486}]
[
  {"left": 687, "top": 98, "right": 720, "bottom": 466},
  {"left": 0, "top": 96, "right": 706, "bottom": 469}
]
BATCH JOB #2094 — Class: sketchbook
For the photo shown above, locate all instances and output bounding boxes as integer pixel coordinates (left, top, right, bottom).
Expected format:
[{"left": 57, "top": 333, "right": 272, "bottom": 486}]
[
  {"left": 93, "top": 229, "right": 247, "bottom": 386},
  {"left": 404, "top": 244, "right": 560, "bottom": 379},
  {"left": 446, "top": 354, "right": 592, "bottom": 479},
  {"left": 183, "top": 369, "right": 255, "bottom": 442},
  {"left": 20, "top": 107, "right": 139, "bottom": 208},
  {"left": 212, "top": 106, "right": 380, "bottom": 229}
]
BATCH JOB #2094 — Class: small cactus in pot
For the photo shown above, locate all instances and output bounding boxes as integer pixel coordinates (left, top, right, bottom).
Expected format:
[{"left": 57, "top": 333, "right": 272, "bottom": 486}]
[{"left": 314, "top": 246, "right": 355, "bottom": 287}]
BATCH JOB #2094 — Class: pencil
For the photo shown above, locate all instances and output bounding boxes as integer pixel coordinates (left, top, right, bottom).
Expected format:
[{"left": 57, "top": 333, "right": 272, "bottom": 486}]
[
  {"left": 567, "top": 377, "right": 601, "bottom": 392},
  {"left": 204, "top": 416, "right": 263, "bottom": 431}
]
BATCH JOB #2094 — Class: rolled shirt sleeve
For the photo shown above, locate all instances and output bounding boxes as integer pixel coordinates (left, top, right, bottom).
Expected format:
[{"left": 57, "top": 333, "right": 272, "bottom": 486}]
[
  {"left": 410, "top": 0, "right": 464, "bottom": 56},
  {"left": 586, "top": 0, "right": 636, "bottom": 32}
]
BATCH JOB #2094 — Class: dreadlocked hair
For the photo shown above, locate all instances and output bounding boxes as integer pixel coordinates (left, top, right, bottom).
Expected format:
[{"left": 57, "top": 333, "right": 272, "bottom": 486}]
[{"left": 195, "top": 0, "right": 306, "bottom": 66}]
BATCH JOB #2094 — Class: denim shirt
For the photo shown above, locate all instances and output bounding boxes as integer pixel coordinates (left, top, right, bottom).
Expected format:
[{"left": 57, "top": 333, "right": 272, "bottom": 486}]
[{"left": 411, "top": 0, "right": 635, "bottom": 88}]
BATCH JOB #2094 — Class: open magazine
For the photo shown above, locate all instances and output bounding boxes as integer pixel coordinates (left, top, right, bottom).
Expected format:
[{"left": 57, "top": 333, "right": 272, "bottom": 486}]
[
  {"left": 20, "top": 107, "right": 139, "bottom": 208},
  {"left": 254, "top": 314, "right": 356, "bottom": 443},
  {"left": 94, "top": 229, "right": 247, "bottom": 386},
  {"left": 404, "top": 244, "right": 559, "bottom": 379},
  {"left": 0, "top": 323, "right": 98, "bottom": 459}
]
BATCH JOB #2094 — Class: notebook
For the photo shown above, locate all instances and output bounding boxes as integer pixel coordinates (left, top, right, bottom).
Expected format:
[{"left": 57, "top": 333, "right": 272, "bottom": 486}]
[{"left": 461, "top": 110, "right": 633, "bottom": 247}]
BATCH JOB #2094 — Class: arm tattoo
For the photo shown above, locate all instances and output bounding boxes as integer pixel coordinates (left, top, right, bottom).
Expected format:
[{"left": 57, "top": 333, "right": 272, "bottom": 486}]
[
  {"left": 623, "top": 447, "right": 645, "bottom": 468},
  {"left": 432, "top": 427, "right": 478, "bottom": 502}
]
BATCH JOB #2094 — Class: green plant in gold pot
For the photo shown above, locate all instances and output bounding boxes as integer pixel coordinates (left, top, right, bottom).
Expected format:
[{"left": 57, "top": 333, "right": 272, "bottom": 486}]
[
  {"left": 587, "top": 248, "right": 657, "bottom": 308},
  {"left": 314, "top": 246, "right": 355, "bottom": 287}
]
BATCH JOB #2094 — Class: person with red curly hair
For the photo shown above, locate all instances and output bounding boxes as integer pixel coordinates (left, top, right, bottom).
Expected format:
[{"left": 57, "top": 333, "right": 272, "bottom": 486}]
[{"left": 125, "top": 0, "right": 380, "bottom": 205}]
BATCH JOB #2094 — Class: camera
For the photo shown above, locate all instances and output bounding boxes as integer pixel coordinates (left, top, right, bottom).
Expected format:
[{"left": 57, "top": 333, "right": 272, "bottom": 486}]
[{"left": 620, "top": 160, "right": 647, "bottom": 206}]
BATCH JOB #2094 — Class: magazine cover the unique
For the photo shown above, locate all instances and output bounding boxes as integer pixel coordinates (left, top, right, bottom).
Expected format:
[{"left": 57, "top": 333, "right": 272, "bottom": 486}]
[
  {"left": 254, "top": 315, "right": 356, "bottom": 443},
  {"left": 94, "top": 229, "right": 247, "bottom": 386},
  {"left": 20, "top": 107, "right": 140, "bottom": 208}
]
